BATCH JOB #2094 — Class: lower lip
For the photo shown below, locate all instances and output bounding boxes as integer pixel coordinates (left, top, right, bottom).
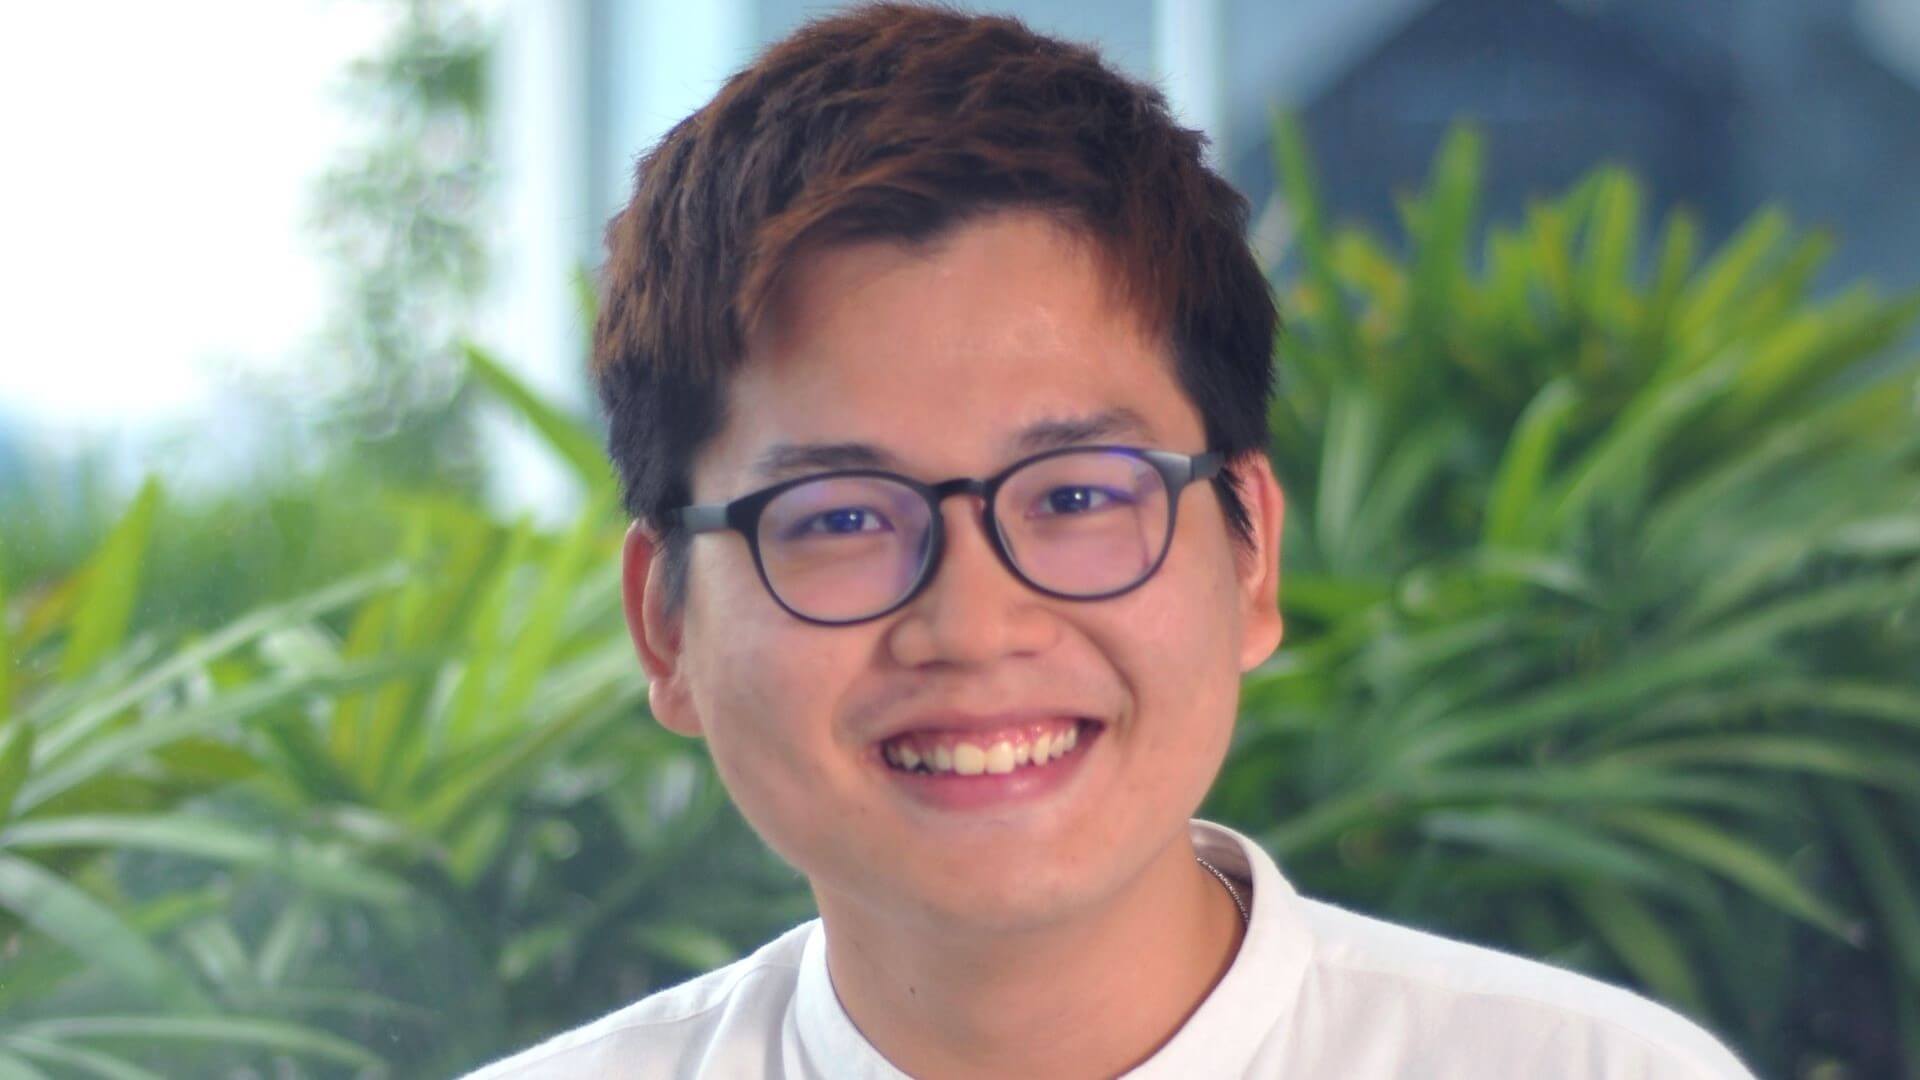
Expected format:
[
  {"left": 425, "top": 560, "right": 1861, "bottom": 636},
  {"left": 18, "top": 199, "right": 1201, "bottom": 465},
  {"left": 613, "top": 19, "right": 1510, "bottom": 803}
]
[{"left": 876, "top": 721, "right": 1103, "bottom": 812}]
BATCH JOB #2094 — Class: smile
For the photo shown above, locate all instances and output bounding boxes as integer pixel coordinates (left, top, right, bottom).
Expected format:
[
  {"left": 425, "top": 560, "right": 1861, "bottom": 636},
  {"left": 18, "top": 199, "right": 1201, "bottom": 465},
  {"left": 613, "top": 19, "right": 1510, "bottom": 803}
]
[{"left": 880, "top": 718, "right": 1098, "bottom": 776}]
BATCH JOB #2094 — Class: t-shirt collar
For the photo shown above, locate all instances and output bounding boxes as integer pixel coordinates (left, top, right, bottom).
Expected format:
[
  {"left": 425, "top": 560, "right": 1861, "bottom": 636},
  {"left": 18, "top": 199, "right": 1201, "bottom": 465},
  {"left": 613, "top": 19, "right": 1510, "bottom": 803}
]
[{"left": 793, "top": 819, "right": 1315, "bottom": 1077}]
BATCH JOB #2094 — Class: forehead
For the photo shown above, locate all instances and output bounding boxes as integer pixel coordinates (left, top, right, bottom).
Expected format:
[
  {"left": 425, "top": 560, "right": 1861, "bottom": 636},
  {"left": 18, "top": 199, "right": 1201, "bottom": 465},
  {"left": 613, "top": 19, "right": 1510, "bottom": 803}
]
[
  {"left": 742, "top": 406, "right": 1163, "bottom": 489},
  {"left": 698, "top": 213, "right": 1202, "bottom": 492}
]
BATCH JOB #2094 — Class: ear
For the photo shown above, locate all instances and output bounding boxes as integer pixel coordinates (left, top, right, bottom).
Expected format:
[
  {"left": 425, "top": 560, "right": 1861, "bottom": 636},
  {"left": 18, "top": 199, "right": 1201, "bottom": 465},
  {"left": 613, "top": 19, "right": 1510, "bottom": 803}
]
[
  {"left": 1228, "top": 451, "right": 1285, "bottom": 672},
  {"left": 621, "top": 522, "right": 704, "bottom": 737}
]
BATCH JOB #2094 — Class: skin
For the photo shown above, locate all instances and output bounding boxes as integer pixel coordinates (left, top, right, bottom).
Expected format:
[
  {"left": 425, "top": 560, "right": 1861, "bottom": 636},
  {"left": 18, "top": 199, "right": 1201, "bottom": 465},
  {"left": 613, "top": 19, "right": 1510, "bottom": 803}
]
[{"left": 622, "top": 211, "right": 1285, "bottom": 1078}]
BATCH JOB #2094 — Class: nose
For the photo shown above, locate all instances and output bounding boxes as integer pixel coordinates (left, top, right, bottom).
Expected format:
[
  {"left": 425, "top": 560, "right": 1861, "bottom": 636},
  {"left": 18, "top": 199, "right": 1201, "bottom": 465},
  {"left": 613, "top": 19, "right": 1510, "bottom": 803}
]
[{"left": 884, "top": 495, "right": 1059, "bottom": 667}]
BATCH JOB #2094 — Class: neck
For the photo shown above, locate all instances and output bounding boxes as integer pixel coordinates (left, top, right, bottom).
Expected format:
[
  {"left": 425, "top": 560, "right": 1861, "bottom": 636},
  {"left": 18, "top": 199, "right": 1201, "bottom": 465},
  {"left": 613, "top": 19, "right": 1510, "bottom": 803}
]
[{"left": 816, "top": 830, "right": 1245, "bottom": 1079}]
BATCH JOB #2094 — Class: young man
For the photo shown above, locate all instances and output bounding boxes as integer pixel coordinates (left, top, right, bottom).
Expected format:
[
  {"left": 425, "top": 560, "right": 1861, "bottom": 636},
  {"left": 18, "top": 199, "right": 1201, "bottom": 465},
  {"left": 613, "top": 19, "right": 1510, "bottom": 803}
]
[{"left": 472, "top": 5, "right": 1753, "bottom": 1077}]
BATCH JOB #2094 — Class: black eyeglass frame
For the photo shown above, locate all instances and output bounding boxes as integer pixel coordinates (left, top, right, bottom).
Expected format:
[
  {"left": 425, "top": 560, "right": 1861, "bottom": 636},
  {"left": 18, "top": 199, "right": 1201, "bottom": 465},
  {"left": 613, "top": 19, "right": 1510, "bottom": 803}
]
[{"left": 663, "top": 445, "right": 1226, "bottom": 626}]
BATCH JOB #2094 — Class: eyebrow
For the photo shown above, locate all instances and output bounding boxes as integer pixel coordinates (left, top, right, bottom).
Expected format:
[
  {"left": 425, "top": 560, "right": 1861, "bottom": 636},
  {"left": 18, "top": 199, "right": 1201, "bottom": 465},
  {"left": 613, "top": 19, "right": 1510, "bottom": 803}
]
[{"left": 748, "top": 407, "right": 1158, "bottom": 483}]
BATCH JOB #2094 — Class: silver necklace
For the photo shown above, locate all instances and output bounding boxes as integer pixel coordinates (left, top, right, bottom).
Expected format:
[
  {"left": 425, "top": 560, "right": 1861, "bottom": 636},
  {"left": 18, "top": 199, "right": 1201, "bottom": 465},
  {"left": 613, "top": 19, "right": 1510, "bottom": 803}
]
[{"left": 1195, "top": 855, "right": 1249, "bottom": 925}]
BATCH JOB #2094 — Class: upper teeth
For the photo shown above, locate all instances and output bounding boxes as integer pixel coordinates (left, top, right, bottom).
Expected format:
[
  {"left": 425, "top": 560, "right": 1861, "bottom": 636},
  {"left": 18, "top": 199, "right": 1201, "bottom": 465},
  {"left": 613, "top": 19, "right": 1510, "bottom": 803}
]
[{"left": 884, "top": 724, "right": 1083, "bottom": 775}]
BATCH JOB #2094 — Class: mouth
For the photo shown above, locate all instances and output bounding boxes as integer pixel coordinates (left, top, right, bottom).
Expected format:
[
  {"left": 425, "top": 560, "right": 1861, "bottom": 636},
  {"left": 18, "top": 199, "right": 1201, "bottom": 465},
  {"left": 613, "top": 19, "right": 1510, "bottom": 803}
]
[{"left": 878, "top": 717, "right": 1103, "bottom": 777}]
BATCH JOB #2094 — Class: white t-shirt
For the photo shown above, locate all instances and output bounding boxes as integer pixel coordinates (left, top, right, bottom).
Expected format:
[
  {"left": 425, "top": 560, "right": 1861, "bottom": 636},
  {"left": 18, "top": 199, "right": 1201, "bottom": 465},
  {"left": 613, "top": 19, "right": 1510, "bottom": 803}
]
[{"left": 465, "top": 820, "right": 1755, "bottom": 1078}]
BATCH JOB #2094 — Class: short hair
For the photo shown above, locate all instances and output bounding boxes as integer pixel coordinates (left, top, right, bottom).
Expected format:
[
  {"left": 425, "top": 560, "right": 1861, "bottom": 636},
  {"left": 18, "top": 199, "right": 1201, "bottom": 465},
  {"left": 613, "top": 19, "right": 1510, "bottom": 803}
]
[{"left": 594, "top": 2, "right": 1278, "bottom": 607}]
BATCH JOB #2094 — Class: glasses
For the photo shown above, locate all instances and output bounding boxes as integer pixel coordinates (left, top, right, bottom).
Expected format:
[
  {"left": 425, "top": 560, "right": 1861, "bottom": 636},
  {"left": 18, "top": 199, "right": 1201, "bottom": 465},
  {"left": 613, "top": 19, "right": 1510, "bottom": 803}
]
[{"left": 665, "top": 445, "right": 1224, "bottom": 626}]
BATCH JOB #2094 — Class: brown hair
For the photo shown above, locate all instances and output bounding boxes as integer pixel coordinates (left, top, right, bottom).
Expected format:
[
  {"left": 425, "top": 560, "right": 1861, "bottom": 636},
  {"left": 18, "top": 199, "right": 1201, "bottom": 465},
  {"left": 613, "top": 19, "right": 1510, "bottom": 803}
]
[{"left": 595, "top": 2, "right": 1277, "bottom": 604}]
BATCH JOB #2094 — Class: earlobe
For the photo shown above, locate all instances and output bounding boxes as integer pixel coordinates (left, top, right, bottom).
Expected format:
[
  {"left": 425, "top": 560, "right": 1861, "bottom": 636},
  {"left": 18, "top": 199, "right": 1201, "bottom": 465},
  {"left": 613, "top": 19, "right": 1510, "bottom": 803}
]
[
  {"left": 1231, "top": 452, "right": 1285, "bottom": 672},
  {"left": 621, "top": 523, "right": 704, "bottom": 737}
]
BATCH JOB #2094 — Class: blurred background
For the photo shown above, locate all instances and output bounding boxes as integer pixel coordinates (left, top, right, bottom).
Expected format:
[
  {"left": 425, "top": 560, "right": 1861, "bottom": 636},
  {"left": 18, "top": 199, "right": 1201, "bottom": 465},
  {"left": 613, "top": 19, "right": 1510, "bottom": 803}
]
[{"left": 2, "top": 1, "right": 1917, "bottom": 1076}]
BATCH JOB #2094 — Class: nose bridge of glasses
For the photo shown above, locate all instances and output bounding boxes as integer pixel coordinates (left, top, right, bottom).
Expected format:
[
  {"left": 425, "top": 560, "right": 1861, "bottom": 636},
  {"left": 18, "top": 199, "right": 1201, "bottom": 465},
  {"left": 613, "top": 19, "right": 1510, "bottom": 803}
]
[
  {"left": 907, "top": 476, "right": 1035, "bottom": 626},
  {"left": 928, "top": 476, "right": 991, "bottom": 504},
  {"left": 918, "top": 476, "right": 994, "bottom": 539}
]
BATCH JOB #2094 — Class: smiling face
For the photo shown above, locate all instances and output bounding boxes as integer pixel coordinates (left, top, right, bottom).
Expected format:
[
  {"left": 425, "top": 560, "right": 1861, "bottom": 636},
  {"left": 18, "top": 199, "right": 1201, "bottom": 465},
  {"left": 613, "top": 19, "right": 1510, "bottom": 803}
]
[{"left": 624, "top": 211, "right": 1284, "bottom": 932}]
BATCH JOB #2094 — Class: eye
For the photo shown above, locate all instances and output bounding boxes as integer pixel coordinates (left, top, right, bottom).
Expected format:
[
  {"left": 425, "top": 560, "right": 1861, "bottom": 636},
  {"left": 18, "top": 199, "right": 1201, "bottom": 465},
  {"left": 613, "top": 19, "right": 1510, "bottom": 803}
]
[
  {"left": 790, "top": 506, "right": 892, "bottom": 537},
  {"left": 1035, "top": 486, "right": 1127, "bottom": 516}
]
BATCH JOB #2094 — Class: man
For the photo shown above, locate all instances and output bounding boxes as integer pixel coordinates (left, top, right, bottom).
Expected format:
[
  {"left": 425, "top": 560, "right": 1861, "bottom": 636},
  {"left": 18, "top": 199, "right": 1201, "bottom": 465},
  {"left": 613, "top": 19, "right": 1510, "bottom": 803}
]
[{"left": 471, "top": 4, "right": 1754, "bottom": 1077}]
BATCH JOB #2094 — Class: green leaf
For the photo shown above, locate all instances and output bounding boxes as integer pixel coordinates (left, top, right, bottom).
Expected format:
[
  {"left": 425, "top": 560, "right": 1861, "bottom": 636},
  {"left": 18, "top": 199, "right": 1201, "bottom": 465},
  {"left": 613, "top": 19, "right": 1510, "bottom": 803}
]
[
  {"left": 247, "top": 985, "right": 436, "bottom": 1026},
  {"left": 495, "top": 490, "right": 615, "bottom": 723},
  {"left": 254, "top": 712, "right": 362, "bottom": 805},
  {"left": 10, "top": 1017, "right": 385, "bottom": 1072},
  {"left": 1399, "top": 630, "right": 1753, "bottom": 766},
  {"left": 499, "top": 918, "right": 576, "bottom": 983},
  {"left": 1276, "top": 573, "right": 1391, "bottom": 623},
  {"left": 1635, "top": 209, "right": 1699, "bottom": 351},
  {"left": 1601, "top": 808, "right": 1853, "bottom": 938},
  {"left": 465, "top": 342, "right": 612, "bottom": 498},
  {"left": 1421, "top": 808, "right": 1682, "bottom": 893},
  {"left": 0, "top": 814, "right": 413, "bottom": 906},
  {"left": 0, "top": 853, "right": 207, "bottom": 1009},
  {"left": 0, "top": 888, "right": 223, "bottom": 1015},
  {"left": 327, "top": 590, "right": 394, "bottom": 770},
  {"left": 254, "top": 900, "right": 317, "bottom": 987},
  {"left": 17, "top": 657, "right": 420, "bottom": 816},
  {"left": 417, "top": 692, "right": 620, "bottom": 839},
  {"left": 0, "top": 550, "right": 13, "bottom": 724},
  {"left": 0, "top": 1050, "right": 51, "bottom": 1080},
  {"left": 1610, "top": 678, "right": 1920, "bottom": 743},
  {"left": 1525, "top": 201, "right": 1575, "bottom": 310},
  {"left": 444, "top": 519, "right": 536, "bottom": 742},
  {"left": 1673, "top": 207, "right": 1790, "bottom": 347},
  {"left": 1827, "top": 514, "right": 1920, "bottom": 558},
  {"left": 1819, "top": 786, "right": 1920, "bottom": 986},
  {"left": 1314, "top": 384, "right": 1382, "bottom": 569},
  {"left": 1406, "top": 126, "right": 1482, "bottom": 358},
  {"left": 1349, "top": 417, "right": 1465, "bottom": 566},
  {"left": 1405, "top": 766, "right": 1774, "bottom": 819},
  {"left": 1483, "top": 377, "right": 1580, "bottom": 548},
  {"left": 148, "top": 737, "right": 260, "bottom": 787},
  {"left": 1574, "top": 168, "right": 1641, "bottom": 323},
  {"left": 1641, "top": 376, "right": 1916, "bottom": 564},
  {"left": 1411, "top": 567, "right": 1920, "bottom": 767},
  {"left": 1546, "top": 356, "right": 1735, "bottom": 533},
  {"left": 445, "top": 802, "right": 509, "bottom": 885},
  {"left": 1, "top": 1037, "right": 164, "bottom": 1080},
  {"left": 1570, "top": 883, "right": 1705, "bottom": 1015},
  {"left": 1610, "top": 735, "right": 1920, "bottom": 794},
  {"left": 629, "top": 921, "right": 741, "bottom": 973},
  {"left": 0, "top": 721, "right": 30, "bottom": 827},
  {"left": 1332, "top": 229, "right": 1406, "bottom": 315},
  {"left": 29, "top": 564, "right": 406, "bottom": 763},
  {"left": 178, "top": 917, "right": 253, "bottom": 992},
  {"left": 1270, "top": 111, "right": 1357, "bottom": 385},
  {"left": 60, "top": 479, "right": 161, "bottom": 681},
  {"left": 357, "top": 515, "right": 443, "bottom": 797},
  {"left": 1721, "top": 292, "right": 1920, "bottom": 435},
  {"left": 1658, "top": 564, "right": 1920, "bottom": 659}
]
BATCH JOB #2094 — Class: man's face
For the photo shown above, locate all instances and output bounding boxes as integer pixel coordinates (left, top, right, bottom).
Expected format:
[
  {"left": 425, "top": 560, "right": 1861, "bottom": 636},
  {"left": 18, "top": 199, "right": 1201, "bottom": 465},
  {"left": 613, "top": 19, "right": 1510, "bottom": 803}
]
[{"left": 624, "top": 211, "right": 1283, "bottom": 931}]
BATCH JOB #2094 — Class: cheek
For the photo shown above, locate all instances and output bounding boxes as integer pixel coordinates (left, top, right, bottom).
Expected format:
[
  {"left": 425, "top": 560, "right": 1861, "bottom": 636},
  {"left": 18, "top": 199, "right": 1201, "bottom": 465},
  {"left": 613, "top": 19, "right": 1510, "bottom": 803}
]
[
  {"left": 682, "top": 565, "right": 806, "bottom": 750},
  {"left": 679, "top": 571, "right": 879, "bottom": 859},
  {"left": 1114, "top": 532, "right": 1244, "bottom": 755},
  {"left": 686, "top": 594, "right": 822, "bottom": 759}
]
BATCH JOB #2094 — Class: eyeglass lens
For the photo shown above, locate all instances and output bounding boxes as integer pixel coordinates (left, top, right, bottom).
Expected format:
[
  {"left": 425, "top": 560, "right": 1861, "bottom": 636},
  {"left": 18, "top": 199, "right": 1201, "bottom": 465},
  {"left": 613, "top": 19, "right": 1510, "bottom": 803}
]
[{"left": 754, "top": 450, "right": 1171, "bottom": 622}]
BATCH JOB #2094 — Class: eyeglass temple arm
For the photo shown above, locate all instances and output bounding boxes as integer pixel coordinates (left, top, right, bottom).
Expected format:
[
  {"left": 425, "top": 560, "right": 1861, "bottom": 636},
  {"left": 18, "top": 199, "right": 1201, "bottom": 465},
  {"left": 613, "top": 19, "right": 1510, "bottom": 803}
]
[
  {"left": 1192, "top": 450, "right": 1226, "bottom": 483},
  {"left": 664, "top": 503, "right": 731, "bottom": 534}
]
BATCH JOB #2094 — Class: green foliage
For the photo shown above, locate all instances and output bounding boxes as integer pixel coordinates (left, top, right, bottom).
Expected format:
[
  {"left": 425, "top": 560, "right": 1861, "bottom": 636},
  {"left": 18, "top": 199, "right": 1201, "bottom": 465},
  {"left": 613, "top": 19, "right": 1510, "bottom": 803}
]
[
  {"left": 1213, "top": 118, "right": 1920, "bottom": 1076},
  {"left": 1, "top": 488, "right": 416, "bottom": 1073},
  {"left": 0, "top": 443, "right": 418, "bottom": 645},
  {"left": 0, "top": 359, "right": 804, "bottom": 1076}
]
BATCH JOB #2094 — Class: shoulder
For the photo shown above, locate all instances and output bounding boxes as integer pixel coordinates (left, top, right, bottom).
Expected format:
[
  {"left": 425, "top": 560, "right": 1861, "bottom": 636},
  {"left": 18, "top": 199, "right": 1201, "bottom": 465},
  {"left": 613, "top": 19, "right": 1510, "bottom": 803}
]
[
  {"left": 459, "top": 921, "right": 815, "bottom": 1080},
  {"left": 1292, "top": 899, "right": 1753, "bottom": 1079}
]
